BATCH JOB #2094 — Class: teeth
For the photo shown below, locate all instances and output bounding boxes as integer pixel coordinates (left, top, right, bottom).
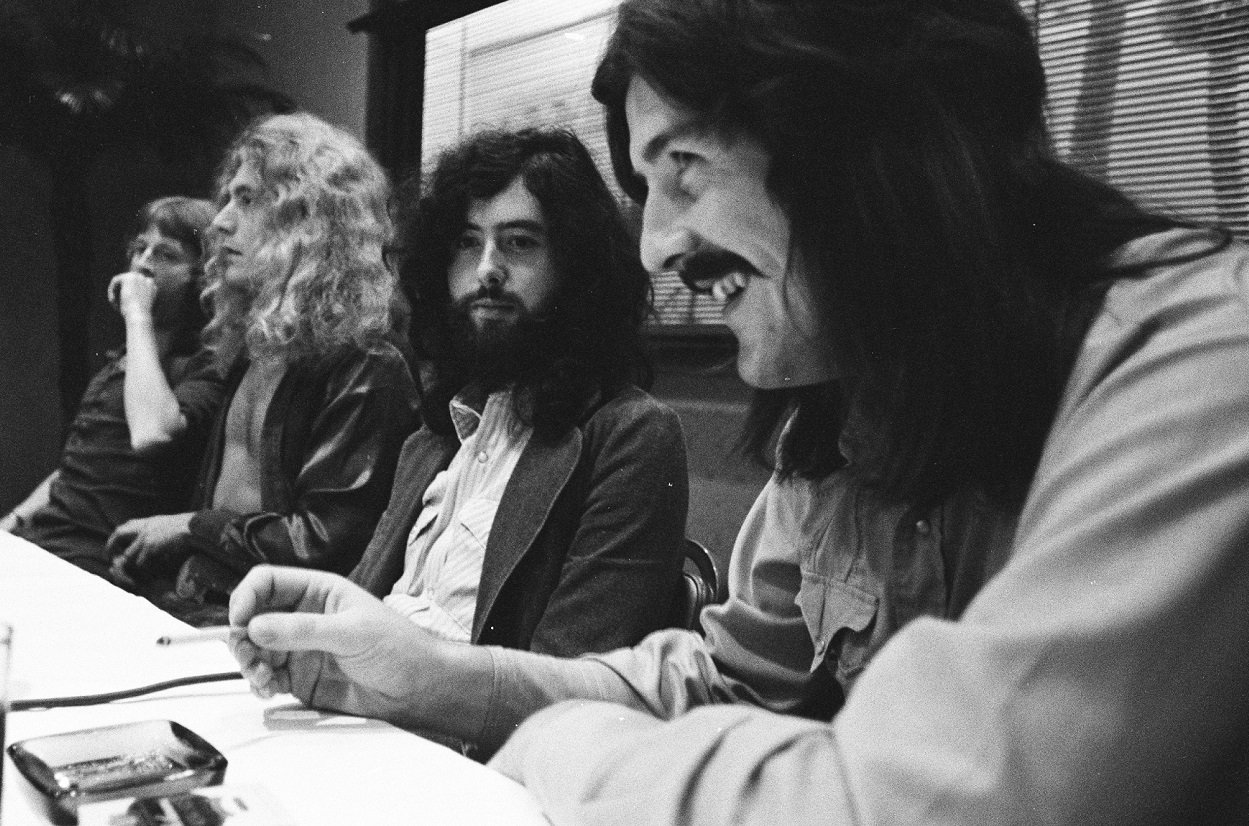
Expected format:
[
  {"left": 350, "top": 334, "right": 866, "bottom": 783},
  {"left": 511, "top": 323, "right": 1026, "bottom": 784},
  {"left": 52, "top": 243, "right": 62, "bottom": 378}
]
[{"left": 710, "top": 272, "right": 748, "bottom": 302}]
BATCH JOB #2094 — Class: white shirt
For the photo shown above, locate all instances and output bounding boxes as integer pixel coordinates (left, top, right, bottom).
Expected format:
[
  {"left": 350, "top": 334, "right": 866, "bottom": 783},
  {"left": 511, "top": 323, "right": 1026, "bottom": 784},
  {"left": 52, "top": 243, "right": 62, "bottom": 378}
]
[{"left": 385, "top": 389, "right": 532, "bottom": 642}]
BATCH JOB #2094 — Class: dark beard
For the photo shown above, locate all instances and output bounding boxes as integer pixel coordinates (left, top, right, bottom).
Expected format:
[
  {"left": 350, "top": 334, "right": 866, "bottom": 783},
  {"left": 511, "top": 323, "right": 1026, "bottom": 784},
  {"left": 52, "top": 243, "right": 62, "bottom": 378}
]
[{"left": 447, "top": 287, "right": 555, "bottom": 391}]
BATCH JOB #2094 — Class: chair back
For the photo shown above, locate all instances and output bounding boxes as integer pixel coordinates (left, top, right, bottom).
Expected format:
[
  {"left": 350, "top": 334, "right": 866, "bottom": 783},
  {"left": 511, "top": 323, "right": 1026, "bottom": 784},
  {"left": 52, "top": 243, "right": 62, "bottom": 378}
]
[{"left": 671, "top": 538, "right": 723, "bottom": 632}]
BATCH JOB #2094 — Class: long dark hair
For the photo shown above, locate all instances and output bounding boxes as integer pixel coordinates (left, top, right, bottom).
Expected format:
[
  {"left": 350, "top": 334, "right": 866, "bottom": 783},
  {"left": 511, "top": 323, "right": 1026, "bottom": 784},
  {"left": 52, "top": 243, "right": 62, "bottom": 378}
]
[
  {"left": 397, "top": 127, "right": 653, "bottom": 441},
  {"left": 594, "top": 0, "right": 1223, "bottom": 505}
]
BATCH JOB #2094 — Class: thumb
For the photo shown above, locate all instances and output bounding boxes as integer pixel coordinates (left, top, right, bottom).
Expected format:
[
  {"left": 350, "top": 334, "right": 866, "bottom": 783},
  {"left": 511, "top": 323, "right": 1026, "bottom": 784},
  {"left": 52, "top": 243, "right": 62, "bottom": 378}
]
[{"left": 246, "top": 611, "right": 369, "bottom": 657}]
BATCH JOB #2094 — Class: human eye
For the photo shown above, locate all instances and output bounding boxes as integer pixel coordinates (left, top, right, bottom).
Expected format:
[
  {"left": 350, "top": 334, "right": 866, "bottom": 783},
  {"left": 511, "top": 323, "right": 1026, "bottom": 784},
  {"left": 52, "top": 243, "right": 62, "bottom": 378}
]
[
  {"left": 670, "top": 150, "right": 698, "bottom": 172},
  {"left": 454, "top": 232, "right": 481, "bottom": 251},
  {"left": 504, "top": 232, "right": 542, "bottom": 252},
  {"left": 666, "top": 148, "right": 708, "bottom": 197}
]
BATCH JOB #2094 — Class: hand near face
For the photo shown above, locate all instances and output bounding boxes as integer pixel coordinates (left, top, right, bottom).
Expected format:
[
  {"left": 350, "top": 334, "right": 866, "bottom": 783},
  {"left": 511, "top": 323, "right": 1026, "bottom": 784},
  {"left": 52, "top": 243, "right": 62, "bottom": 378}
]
[
  {"left": 106, "top": 512, "right": 194, "bottom": 584},
  {"left": 228, "top": 566, "right": 447, "bottom": 726},
  {"left": 108, "top": 272, "right": 159, "bottom": 322}
]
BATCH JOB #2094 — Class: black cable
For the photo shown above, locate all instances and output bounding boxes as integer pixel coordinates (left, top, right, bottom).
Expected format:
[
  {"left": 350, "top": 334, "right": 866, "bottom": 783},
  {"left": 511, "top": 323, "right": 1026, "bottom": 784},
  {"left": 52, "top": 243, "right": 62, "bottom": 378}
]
[{"left": 9, "top": 672, "right": 244, "bottom": 711}]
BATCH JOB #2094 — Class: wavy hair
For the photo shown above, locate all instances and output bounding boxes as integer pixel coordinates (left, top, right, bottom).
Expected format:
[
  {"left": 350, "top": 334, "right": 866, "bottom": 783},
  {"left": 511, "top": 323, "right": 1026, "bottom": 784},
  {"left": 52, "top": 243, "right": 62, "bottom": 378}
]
[
  {"left": 129, "top": 195, "right": 217, "bottom": 356},
  {"left": 202, "top": 112, "right": 398, "bottom": 365},
  {"left": 594, "top": 0, "right": 1224, "bottom": 505},
  {"left": 396, "top": 127, "right": 652, "bottom": 440}
]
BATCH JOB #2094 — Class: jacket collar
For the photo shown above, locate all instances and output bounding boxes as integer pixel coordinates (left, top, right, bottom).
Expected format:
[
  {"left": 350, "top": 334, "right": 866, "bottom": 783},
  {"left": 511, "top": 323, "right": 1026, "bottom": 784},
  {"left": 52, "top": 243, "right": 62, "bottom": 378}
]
[{"left": 472, "top": 425, "right": 582, "bottom": 641}]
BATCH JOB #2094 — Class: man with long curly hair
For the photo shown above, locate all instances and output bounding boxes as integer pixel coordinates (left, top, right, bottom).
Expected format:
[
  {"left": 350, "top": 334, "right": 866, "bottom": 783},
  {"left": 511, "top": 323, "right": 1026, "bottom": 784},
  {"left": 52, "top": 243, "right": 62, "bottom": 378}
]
[
  {"left": 107, "top": 113, "right": 419, "bottom": 624},
  {"left": 346, "top": 127, "right": 688, "bottom": 656}
]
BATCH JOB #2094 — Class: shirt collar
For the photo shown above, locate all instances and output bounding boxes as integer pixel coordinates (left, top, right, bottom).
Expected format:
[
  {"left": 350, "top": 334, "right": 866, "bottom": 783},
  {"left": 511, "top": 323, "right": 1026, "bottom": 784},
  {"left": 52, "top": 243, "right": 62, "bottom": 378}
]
[{"left": 448, "top": 386, "right": 513, "bottom": 443}]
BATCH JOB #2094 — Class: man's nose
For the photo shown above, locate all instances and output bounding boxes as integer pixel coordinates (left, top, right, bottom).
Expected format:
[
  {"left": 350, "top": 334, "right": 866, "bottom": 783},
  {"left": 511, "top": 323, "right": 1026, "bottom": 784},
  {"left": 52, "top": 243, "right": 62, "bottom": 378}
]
[
  {"left": 477, "top": 241, "right": 506, "bottom": 286},
  {"left": 639, "top": 193, "right": 696, "bottom": 275},
  {"left": 210, "top": 207, "right": 234, "bottom": 236},
  {"left": 132, "top": 248, "right": 155, "bottom": 276}
]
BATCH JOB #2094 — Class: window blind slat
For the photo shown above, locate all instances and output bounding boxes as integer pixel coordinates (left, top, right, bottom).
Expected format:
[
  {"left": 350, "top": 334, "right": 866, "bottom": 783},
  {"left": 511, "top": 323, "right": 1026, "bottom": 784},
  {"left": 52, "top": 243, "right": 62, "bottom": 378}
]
[{"left": 1038, "top": 0, "right": 1249, "bottom": 238}]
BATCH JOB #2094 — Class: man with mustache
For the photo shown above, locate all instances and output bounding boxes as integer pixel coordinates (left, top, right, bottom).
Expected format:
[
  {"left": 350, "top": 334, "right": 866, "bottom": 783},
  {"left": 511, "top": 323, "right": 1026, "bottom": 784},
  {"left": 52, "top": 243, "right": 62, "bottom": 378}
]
[
  {"left": 345, "top": 127, "right": 688, "bottom": 656},
  {"left": 228, "top": 1, "right": 1249, "bottom": 822}
]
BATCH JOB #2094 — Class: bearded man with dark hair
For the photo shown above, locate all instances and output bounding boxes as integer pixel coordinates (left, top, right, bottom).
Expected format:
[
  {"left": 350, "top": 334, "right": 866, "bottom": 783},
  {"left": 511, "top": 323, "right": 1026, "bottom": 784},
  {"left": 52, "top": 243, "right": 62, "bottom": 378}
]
[{"left": 346, "top": 126, "right": 689, "bottom": 656}]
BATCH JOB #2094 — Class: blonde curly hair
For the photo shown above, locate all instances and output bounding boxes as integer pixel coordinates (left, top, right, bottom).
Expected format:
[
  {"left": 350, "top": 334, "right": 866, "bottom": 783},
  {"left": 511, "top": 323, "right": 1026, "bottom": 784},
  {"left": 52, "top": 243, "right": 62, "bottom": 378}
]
[{"left": 202, "top": 112, "right": 397, "bottom": 365}]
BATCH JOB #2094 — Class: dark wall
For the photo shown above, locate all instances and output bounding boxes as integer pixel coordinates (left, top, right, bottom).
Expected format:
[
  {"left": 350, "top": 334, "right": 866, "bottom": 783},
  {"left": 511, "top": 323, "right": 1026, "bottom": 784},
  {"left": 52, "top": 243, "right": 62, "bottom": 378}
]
[
  {"left": 0, "top": 147, "right": 62, "bottom": 510},
  {"left": 650, "top": 337, "right": 771, "bottom": 575},
  {"left": 0, "top": 145, "right": 214, "bottom": 512}
]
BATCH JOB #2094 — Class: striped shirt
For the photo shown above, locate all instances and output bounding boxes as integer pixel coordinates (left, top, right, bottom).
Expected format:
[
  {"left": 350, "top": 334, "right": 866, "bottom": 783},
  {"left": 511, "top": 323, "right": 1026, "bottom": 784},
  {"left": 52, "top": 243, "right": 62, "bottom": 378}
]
[{"left": 384, "top": 388, "right": 532, "bottom": 642}]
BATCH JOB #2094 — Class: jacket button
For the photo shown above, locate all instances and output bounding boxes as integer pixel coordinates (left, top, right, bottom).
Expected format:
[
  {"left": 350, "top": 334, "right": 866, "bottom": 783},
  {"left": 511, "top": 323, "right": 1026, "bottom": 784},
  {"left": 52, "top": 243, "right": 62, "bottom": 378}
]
[
  {"left": 477, "top": 451, "right": 489, "bottom": 463},
  {"left": 915, "top": 519, "right": 931, "bottom": 535}
]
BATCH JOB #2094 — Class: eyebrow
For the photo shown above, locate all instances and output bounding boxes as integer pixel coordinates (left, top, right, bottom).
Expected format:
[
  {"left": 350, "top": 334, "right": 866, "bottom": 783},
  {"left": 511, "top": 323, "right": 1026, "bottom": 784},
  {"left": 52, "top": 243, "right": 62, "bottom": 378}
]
[
  {"left": 130, "top": 239, "right": 184, "bottom": 254},
  {"left": 464, "top": 219, "right": 547, "bottom": 235}
]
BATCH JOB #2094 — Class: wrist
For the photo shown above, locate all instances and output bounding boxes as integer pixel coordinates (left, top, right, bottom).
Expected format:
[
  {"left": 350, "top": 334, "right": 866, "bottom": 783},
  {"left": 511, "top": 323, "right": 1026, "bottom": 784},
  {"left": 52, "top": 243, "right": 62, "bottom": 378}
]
[
  {"left": 411, "top": 639, "right": 495, "bottom": 741},
  {"left": 124, "top": 309, "right": 156, "bottom": 328}
]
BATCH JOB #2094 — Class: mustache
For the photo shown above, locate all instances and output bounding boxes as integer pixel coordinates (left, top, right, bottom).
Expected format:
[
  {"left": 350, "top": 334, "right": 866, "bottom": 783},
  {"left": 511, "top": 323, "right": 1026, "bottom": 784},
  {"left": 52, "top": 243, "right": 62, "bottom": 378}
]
[
  {"left": 453, "top": 284, "right": 523, "bottom": 309},
  {"left": 667, "top": 248, "right": 759, "bottom": 284}
]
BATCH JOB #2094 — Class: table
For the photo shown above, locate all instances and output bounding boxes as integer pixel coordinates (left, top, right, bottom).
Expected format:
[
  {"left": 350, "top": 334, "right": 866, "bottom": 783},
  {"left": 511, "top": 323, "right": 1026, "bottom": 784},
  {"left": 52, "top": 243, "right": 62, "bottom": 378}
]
[{"left": 0, "top": 531, "right": 549, "bottom": 825}]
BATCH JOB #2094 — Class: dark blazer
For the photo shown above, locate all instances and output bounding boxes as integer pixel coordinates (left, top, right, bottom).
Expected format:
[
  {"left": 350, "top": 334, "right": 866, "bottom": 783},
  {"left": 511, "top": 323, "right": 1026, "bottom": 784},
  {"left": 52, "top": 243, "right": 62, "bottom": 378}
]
[{"left": 350, "top": 385, "right": 689, "bottom": 656}]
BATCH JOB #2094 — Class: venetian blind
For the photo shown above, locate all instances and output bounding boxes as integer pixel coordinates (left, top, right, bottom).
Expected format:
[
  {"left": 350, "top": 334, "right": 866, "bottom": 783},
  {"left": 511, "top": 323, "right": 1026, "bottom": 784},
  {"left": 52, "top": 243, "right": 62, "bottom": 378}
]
[
  {"left": 420, "top": 0, "right": 721, "bottom": 328},
  {"left": 1035, "top": 0, "right": 1249, "bottom": 238}
]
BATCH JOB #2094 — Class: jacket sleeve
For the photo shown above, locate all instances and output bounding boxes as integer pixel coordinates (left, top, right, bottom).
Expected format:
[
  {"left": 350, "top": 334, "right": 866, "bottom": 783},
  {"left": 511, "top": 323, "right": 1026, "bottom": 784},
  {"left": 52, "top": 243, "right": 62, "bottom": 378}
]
[
  {"left": 487, "top": 246, "right": 1249, "bottom": 824},
  {"left": 186, "top": 349, "right": 419, "bottom": 575},
  {"left": 525, "top": 391, "right": 689, "bottom": 656}
]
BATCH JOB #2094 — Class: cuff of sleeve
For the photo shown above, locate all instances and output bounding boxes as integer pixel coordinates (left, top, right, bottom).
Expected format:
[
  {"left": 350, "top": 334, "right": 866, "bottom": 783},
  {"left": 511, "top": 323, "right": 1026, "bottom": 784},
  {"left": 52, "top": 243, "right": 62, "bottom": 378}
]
[{"left": 187, "top": 509, "right": 236, "bottom": 549}]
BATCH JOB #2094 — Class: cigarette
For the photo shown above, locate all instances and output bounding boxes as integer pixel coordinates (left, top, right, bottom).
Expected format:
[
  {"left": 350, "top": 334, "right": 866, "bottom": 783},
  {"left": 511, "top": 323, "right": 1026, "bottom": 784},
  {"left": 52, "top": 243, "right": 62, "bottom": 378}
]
[{"left": 155, "top": 626, "right": 246, "bottom": 646}]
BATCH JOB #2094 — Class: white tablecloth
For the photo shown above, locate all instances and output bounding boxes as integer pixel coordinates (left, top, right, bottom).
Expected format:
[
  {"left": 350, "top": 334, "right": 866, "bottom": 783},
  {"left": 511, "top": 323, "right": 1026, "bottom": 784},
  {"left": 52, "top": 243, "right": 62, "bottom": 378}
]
[{"left": 0, "top": 531, "right": 549, "bottom": 825}]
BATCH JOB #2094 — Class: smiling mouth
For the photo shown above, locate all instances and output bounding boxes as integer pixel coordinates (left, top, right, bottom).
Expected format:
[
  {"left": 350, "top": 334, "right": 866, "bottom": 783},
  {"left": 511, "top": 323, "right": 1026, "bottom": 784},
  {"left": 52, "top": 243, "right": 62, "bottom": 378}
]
[{"left": 709, "top": 272, "right": 750, "bottom": 303}]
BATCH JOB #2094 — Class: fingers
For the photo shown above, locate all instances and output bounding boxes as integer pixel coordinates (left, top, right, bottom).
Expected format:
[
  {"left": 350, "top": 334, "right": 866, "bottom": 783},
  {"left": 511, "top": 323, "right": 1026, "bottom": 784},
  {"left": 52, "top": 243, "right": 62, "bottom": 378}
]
[
  {"left": 127, "top": 540, "right": 159, "bottom": 572},
  {"left": 246, "top": 610, "right": 371, "bottom": 658},
  {"left": 230, "top": 636, "right": 291, "bottom": 699},
  {"left": 229, "top": 566, "right": 358, "bottom": 625},
  {"left": 105, "top": 522, "right": 138, "bottom": 557},
  {"left": 107, "top": 274, "right": 125, "bottom": 309},
  {"left": 108, "top": 272, "right": 156, "bottom": 316},
  {"left": 109, "top": 556, "right": 138, "bottom": 591}
]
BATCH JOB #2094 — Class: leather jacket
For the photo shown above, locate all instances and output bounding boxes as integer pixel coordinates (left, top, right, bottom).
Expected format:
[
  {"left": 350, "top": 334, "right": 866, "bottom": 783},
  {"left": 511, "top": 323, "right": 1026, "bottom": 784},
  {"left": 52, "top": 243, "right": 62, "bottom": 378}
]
[{"left": 178, "top": 343, "right": 419, "bottom": 599}]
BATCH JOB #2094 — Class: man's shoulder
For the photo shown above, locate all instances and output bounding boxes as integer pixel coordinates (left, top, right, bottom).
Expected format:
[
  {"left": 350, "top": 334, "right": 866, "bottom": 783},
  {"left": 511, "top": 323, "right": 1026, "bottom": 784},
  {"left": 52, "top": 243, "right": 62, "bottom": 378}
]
[
  {"left": 583, "top": 384, "right": 681, "bottom": 432},
  {"left": 304, "top": 341, "right": 416, "bottom": 385}
]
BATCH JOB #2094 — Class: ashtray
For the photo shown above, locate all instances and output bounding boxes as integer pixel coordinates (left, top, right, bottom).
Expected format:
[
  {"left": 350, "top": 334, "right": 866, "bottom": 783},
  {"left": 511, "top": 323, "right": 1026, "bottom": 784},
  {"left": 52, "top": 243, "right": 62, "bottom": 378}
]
[{"left": 6, "top": 719, "right": 228, "bottom": 823}]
